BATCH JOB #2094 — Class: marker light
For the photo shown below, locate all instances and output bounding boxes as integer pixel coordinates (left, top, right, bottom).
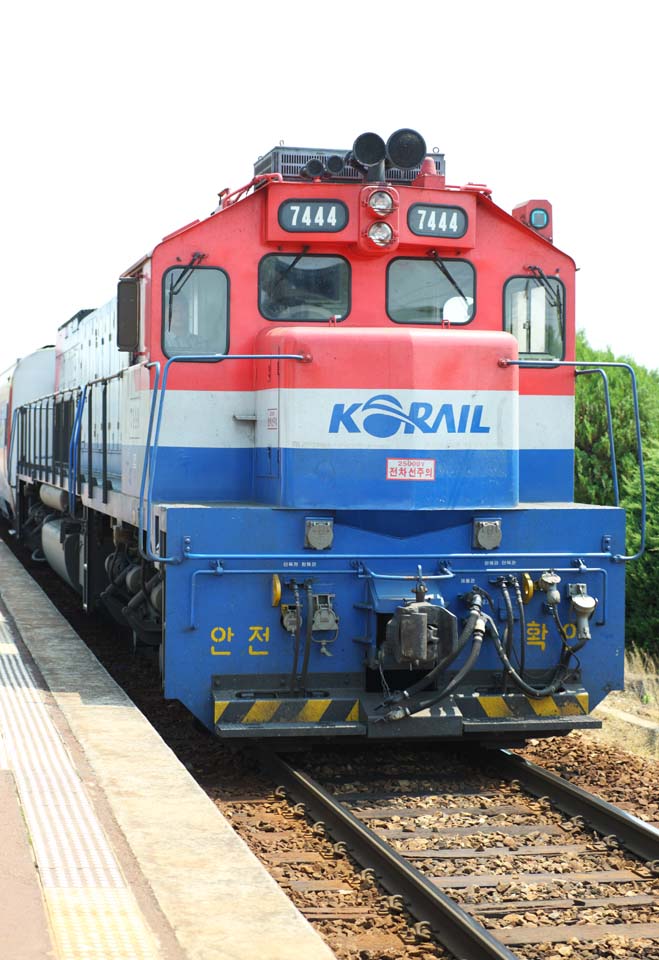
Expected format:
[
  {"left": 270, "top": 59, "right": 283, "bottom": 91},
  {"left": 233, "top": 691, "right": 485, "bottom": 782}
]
[
  {"left": 368, "top": 190, "right": 394, "bottom": 216},
  {"left": 367, "top": 222, "right": 394, "bottom": 246},
  {"left": 530, "top": 207, "right": 549, "bottom": 229}
]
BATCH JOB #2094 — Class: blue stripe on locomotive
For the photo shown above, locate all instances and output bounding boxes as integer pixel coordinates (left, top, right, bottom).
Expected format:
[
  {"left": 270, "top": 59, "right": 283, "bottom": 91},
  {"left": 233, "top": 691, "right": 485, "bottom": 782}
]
[{"left": 115, "top": 445, "right": 573, "bottom": 506}]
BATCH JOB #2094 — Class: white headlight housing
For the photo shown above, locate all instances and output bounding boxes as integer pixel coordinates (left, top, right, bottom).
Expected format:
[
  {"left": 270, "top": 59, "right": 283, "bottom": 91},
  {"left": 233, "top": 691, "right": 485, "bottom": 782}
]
[
  {"left": 367, "top": 222, "right": 394, "bottom": 246},
  {"left": 368, "top": 190, "right": 394, "bottom": 216}
]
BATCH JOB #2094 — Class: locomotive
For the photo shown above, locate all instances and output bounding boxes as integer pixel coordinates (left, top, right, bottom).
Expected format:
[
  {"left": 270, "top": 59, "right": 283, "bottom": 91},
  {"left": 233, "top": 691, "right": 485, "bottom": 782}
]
[{"left": 0, "top": 128, "right": 642, "bottom": 742}]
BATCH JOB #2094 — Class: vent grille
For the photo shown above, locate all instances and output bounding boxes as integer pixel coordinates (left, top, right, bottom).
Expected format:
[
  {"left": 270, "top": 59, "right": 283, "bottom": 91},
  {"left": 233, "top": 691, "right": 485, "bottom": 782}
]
[{"left": 254, "top": 146, "right": 445, "bottom": 183}]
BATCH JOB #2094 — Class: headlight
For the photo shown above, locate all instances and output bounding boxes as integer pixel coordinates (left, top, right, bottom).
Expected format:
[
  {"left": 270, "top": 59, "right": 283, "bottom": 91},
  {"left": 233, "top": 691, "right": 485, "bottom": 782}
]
[
  {"left": 367, "top": 222, "right": 394, "bottom": 246},
  {"left": 368, "top": 190, "right": 394, "bottom": 216}
]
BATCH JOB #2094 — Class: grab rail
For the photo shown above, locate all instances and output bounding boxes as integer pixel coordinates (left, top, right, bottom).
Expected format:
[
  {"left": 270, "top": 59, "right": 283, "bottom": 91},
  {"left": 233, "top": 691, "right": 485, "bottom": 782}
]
[
  {"left": 140, "top": 352, "right": 308, "bottom": 564},
  {"left": 500, "top": 358, "right": 645, "bottom": 561},
  {"left": 575, "top": 367, "right": 619, "bottom": 506}
]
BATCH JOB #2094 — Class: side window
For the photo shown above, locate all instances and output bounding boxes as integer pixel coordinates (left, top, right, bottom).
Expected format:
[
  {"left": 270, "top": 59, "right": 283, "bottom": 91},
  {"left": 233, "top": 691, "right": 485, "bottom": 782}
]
[
  {"left": 504, "top": 276, "right": 565, "bottom": 359},
  {"left": 259, "top": 255, "right": 350, "bottom": 321},
  {"left": 163, "top": 266, "right": 229, "bottom": 358},
  {"left": 387, "top": 258, "right": 475, "bottom": 324}
]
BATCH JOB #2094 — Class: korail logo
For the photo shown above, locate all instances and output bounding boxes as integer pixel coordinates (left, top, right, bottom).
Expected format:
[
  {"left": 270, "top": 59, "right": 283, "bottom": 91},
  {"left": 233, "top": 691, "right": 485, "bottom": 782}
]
[{"left": 329, "top": 394, "right": 491, "bottom": 437}]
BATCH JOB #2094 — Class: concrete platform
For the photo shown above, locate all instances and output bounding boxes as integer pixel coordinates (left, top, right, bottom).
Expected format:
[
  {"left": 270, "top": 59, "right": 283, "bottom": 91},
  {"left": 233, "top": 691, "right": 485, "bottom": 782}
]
[
  {"left": 594, "top": 702, "right": 659, "bottom": 759},
  {"left": 0, "top": 541, "right": 335, "bottom": 960}
]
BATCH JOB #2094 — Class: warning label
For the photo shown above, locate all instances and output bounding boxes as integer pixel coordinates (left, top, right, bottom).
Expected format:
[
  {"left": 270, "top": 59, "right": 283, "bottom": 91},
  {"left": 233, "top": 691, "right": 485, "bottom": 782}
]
[{"left": 386, "top": 458, "right": 436, "bottom": 481}]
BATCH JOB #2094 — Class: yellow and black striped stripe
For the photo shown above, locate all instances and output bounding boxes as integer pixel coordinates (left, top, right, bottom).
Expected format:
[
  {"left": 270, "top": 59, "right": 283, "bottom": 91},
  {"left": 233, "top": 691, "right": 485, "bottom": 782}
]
[
  {"left": 214, "top": 697, "right": 363, "bottom": 726},
  {"left": 460, "top": 691, "right": 589, "bottom": 720}
]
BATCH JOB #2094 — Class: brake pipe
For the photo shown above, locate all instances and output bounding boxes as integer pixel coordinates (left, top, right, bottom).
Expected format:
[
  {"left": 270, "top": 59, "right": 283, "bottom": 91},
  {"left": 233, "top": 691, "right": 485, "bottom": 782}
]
[
  {"left": 489, "top": 612, "right": 572, "bottom": 699},
  {"left": 384, "top": 591, "right": 485, "bottom": 706},
  {"left": 383, "top": 613, "right": 487, "bottom": 722}
]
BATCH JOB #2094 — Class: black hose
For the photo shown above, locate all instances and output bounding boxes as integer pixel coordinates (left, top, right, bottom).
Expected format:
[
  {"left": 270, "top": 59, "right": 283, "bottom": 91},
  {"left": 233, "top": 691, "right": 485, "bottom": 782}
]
[
  {"left": 500, "top": 581, "right": 515, "bottom": 694},
  {"left": 513, "top": 578, "right": 527, "bottom": 678},
  {"left": 384, "top": 627, "right": 485, "bottom": 721},
  {"left": 384, "top": 591, "right": 486, "bottom": 705},
  {"left": 288, "top": 582, "right": 302, "bottom": 693},
  {"left": 384, "top": 611, "right": 479, "bottom": 706},
  {"left": 489, "top": 614, "right": 572, "bottom": 698},
  {"left": 298, "top": 582, "right": 314, "bottom": 692}
]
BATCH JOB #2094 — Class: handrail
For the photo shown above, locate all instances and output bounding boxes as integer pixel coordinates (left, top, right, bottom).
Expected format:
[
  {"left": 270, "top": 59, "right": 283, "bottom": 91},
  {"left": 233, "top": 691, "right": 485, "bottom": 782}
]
[
  {"left": 142, "top": 352, "right": 307, "bottom": 564},
  {"left": 501, "top": 358, "right": 645, "bottom": 562},
  {"left": 576, "top": 367, "right": 619, "bottom": 505},
  {"left": 7, "top": 406, "right": 20, "bottom": 493},
  {"left": 137, "top": 361, "right": 161, "bottom": 561},
  {"left": 67, "top": 387, "right": 87, "bottom": 514}
]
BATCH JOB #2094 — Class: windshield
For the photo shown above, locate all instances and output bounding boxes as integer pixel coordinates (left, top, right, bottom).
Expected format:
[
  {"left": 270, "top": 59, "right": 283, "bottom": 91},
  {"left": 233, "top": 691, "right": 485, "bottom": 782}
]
[
  {"left": 387, "top": 257, "right": 475, "bottom": 324},
  {"left": 259, "top": 254, "right": 350, "bottom": 321}
]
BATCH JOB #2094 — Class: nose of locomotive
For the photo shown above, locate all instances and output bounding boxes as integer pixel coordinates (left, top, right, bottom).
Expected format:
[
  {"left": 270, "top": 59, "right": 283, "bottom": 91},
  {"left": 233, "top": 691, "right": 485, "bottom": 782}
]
[{"left": 253, "top": 326, "right": 520, "bottom": 511}]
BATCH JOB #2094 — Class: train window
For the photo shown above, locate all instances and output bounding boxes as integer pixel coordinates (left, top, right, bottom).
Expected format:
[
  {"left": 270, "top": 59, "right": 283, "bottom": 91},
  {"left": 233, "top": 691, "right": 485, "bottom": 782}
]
[
  {"left": 259, "top": 254, "right": 350, "bottom": 321},
  {"left": 162, "top": 266, "right": 229, "bottom": 358},
  {"left": 504, "top": 276, "right": 565, "bottom": 359},
  {"left": 386, "top": 257, "right": 475, "bottom": 324}
]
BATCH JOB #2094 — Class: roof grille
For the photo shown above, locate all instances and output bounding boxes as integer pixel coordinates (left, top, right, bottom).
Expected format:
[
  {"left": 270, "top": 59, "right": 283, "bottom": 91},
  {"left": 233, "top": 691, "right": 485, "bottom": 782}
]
[{"left": 254, "top": 146, "right": 445, "bottom": 183}]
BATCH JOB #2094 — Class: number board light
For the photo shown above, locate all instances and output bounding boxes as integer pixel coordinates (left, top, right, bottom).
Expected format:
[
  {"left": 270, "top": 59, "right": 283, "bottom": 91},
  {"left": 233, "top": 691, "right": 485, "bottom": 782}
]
[
  {"left": 279, "top": 200, "right": 348, "bottom": 233},
  {"left": 408, "top": 204, "right": 468, "bottom": 238}
]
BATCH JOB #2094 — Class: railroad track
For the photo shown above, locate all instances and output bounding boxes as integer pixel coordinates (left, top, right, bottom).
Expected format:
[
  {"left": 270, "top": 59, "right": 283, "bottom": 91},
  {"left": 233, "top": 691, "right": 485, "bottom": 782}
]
[{"left": 256, "top": 747, "right": 659, "bottom": 960}]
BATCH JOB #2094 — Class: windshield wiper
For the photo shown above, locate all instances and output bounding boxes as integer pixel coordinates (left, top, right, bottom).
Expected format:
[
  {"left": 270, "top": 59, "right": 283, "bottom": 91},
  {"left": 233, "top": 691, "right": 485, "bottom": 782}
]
[
  {"left": 426, "top": 249, "right": 470, "bottom": 307},
  {"left": 167, "top": 251, "right": 206, "bottom": 329},
  {"left": 525, "top": 265, "right": 559, "bottom": 308},
  {"left": 525, "top": 264, "right": 564, "bottom": 344},
  {"left": 271, "top": 245, "right": 310, "bottom": 296}
]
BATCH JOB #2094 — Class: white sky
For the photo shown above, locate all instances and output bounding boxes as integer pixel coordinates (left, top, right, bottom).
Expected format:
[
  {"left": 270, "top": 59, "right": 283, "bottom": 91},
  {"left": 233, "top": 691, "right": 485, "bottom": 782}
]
[{"left": 1, "top": 1, "right": 656, "bottom": 371}]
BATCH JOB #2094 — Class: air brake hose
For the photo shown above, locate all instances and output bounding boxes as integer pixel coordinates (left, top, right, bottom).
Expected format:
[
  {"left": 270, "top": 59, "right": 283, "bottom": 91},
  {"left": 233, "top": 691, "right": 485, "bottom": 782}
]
[
  {"left": 513, "top": 578, "right": 527, "bottom": 678},
  {"left": 384, "top": 592, "right": 485, "bottom": 706},
  {"left": 500, "top": 581, "right": 516, "bottom": 695},
  {"left": 384, "top": 612, "right": 479, "bottom": 706},
  {"left": 489, "top": 614, "right": 572, "bottom": 698},
  {"left": 383, "top": 612, "right": 488, "bottom": 721}
]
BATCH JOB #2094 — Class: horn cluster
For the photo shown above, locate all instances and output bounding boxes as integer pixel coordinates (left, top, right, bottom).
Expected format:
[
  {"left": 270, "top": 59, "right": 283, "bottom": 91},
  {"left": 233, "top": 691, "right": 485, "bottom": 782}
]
[{"left": 350, "top": 128, "right": 427, "bottom": 181}]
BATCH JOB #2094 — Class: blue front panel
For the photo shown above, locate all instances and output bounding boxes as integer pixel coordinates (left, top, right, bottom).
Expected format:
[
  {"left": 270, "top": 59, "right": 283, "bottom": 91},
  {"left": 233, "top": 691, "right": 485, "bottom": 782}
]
[
  {"left": 256, "top": 448, "right": 519, "bottom": 509},
  {"left": 520, "top": 449, "right": 575, "bottom": 502},
  {"left": 161, "top": 503, "right": 626, "bottom": 729}
]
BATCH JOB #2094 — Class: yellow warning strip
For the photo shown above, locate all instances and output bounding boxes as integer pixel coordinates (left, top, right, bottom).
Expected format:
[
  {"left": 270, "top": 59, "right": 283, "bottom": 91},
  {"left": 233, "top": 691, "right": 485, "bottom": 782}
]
[
  {"left": 214, "top": 701, "right": 230, "bottom": 723},
  {"left": 243, "top": 700, "right": 280, "bottom": 724},
  {"left": 296, "top": 700, "right": 331, "bottom": 722},
  {"left": 576, "top": 692, "right": 589, "bottom": 713},
  {"left": 346, "top": 701, "right": 361, "bottom": 722},
  {"left": 528, "top": 696, "right": 562, "bottom": 717},
  {"left": 478, "top": 696, "right": 514, "bottom": 718},
  {"left": 46, "top": 888, "right": 159, "bottom": 960}
]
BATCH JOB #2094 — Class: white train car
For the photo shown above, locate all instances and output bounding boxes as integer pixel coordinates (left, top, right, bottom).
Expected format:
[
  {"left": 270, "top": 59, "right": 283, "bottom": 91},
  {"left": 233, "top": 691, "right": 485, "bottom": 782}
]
[{"left": 0, "top": 347, "right": 56, "bottom": 518}]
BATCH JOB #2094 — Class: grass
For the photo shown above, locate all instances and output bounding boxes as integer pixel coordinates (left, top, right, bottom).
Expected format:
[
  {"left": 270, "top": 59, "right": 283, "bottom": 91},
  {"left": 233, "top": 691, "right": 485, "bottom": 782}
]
[{"left": 624, "top": 647, "right": 659, "bottom": 721}]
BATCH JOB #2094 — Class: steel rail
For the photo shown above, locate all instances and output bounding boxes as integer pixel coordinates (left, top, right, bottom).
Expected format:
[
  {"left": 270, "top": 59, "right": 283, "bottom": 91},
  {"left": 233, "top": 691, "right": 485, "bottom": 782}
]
[
  {"left": 492, "top": 749, "right": 659, "bottom": 864},
  {"left": 256, "top": 749, "right": 519, "bottom": 960}
]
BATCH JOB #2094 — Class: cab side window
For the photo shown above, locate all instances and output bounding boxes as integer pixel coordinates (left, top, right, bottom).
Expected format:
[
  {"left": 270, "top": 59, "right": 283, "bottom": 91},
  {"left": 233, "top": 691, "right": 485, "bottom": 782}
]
[
  {"left": 504, "top": 275, "right": 565, "bottom": 359},
  {"left": 163, "top": 267, "right": 229, "bottom": 358}
]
